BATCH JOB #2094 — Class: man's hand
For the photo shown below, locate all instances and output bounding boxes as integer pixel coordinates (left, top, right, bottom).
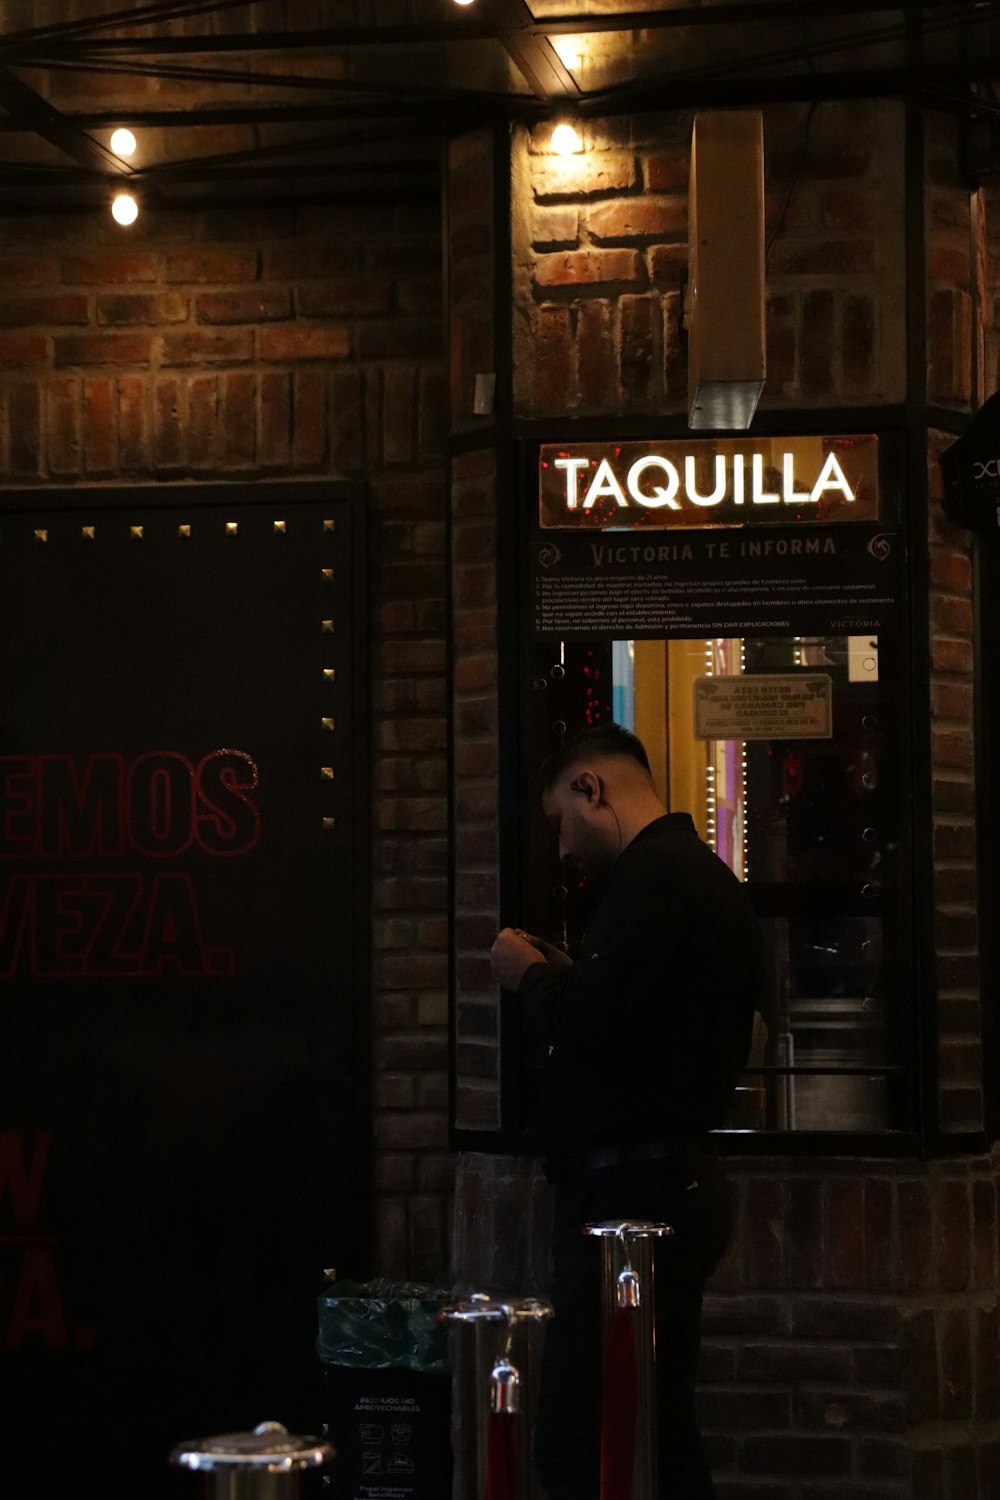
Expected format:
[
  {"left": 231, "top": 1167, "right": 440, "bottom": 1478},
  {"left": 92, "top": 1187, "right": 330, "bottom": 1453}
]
[
  {"left": 490, "top": 927, "right": 549, "bottom": 990},
  {"left": 490, "top": 927, "right": 574, "bottom": 990}
]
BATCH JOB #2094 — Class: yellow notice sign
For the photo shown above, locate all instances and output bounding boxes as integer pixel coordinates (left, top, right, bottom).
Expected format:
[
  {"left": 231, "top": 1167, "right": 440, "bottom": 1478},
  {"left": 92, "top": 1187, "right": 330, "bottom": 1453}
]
[{"left": 693, "top": 674, "right": 832, "bottom": 740}]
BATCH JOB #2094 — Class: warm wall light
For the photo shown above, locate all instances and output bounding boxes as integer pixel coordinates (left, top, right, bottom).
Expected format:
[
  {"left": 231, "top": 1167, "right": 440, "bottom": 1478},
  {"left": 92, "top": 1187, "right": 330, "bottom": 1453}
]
[
  {"left": 110, "top": 128, "right": 136, "bottom": 158},
  {"left": 551, "top": 122, "right": 583, "bottom": 156},
  {"left": 111, "top": 192, "right": 139, "bottom": 226}
]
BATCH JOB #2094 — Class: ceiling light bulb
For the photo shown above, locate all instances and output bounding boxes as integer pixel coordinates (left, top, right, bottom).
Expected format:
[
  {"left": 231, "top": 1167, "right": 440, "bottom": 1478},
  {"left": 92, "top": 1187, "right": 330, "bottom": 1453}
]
[
  {"left": 110, "top": 128, "right": 136, "bottom": 158},
  {"left": 552, "top": 122, "right": 582, "bottom": 156},
  {"left": 111, "top": 192, "right": 139, "bottom": 226},
  {"left": 453, "top": 0, "right": 476, "bottom": 6}
]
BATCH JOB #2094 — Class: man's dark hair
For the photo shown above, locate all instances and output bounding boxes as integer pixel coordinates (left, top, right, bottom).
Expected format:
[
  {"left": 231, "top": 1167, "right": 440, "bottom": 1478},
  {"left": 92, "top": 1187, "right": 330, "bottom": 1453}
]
[{"left": 539, "top": 722, "right": 651, "bottom": 793}]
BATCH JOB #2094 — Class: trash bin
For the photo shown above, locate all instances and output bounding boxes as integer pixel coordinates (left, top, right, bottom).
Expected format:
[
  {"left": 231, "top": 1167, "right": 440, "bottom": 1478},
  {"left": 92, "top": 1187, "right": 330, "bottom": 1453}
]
[{"left": 318, "top": 1279, "right": 452, "bottom": 1500}]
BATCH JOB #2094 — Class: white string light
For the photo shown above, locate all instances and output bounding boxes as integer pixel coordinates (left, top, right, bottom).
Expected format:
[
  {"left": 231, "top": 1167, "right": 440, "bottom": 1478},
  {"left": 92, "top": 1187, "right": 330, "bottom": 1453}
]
[
  {"left": 551, "top": 122, "right": 582, "bottom": 155},
  {"left": 110, "top": 128, "right": 136, "bottom": 158},
  {"left": 111, "top": 192, "right": 139, "bottom": 226}
]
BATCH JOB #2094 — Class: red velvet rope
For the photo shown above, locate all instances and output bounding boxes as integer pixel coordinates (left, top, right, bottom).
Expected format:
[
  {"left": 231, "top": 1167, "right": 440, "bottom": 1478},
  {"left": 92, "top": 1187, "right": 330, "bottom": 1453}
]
[
  {"left": 484, "top": 1411, "right": 520, "bottom": 1500},
  {"left": 599, "top": 1306, "right": 639, "bottom": 1500}
]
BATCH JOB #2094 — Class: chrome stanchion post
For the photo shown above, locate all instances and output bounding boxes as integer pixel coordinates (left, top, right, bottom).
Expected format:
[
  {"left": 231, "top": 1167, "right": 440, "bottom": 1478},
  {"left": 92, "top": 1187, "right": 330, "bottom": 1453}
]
[
  {"left": 169, "top": 1421, "right": 333, "bottom": 1500},
  {"left": 584, "top": 1221, "right": 673, "bottom": 1500},
  {"left": 442, "top": 1294, "right": 554, "bottom": 1500}
]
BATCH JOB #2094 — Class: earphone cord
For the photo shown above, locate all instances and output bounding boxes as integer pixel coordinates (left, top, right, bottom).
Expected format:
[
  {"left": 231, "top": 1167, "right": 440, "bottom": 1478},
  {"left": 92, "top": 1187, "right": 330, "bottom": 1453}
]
[{"left": 606, "top": 800, "right": 623, "bottom": 859}]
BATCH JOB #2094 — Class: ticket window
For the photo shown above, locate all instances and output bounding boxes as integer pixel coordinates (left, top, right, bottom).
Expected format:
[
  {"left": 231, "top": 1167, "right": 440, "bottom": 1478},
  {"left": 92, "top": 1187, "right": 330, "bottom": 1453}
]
[{"left": 521, "top": 630, "right": 906, "bottom": 1136}]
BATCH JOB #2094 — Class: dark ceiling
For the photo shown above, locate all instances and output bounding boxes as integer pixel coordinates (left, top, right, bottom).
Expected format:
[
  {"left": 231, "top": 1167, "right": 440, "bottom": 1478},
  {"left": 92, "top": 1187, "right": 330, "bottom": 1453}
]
[{"left": 0, "top": 0, "right": 998, "bottom": 211}]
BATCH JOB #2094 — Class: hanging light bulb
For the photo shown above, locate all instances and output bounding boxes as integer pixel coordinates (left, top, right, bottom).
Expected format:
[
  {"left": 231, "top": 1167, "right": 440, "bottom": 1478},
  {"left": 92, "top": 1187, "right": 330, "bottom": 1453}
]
[
  {"left": 111, "top": 192, "right": 139, "bottom": 226},
  {"left": 551, "top": 122, "right": 583, "bottom": 156},
  {"left": 110, "top": 128, "right": 136, "bottom": 158}
]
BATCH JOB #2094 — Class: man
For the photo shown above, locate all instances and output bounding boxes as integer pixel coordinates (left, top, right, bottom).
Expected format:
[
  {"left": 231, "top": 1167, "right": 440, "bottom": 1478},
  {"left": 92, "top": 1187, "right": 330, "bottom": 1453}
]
[{"left": 490, "top": 723, "right": 763, "bottom": 1500}]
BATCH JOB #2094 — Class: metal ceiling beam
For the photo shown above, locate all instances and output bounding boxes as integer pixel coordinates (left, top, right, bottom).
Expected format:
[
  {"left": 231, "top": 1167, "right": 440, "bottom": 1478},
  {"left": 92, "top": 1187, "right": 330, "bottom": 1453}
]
[
  {"left": 485, "top": 0, "right": 579, "bottom": 100},
  {"left": 0, "top": 0, "right": 269, "bottom": 60},
  {"left": 0, "top": 65, "right": 133, "bottom": 174}
]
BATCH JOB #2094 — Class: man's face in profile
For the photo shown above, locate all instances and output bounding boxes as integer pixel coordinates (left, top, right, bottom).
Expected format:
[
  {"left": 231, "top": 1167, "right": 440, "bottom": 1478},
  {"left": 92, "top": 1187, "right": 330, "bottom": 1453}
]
[{"left": 542, "top": 771, "right": 619, "bottom": 879}]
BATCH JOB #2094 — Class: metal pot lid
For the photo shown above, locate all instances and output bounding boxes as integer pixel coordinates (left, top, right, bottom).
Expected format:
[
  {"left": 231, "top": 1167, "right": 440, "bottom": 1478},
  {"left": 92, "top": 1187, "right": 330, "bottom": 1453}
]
[{"left": 170, "top": 1421, "right": 334, "bottom": 1471}]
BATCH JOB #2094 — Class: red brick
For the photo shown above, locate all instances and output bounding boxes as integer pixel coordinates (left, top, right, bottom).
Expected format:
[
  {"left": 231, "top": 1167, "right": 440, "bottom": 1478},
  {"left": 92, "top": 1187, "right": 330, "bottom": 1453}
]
[
  {"left": 47, "top": 377, "right": 81, "bottom": 476},
  {"left": 0, "top": 333, "right": 47, "bottom": 365},
  {"left": 931, "top": 636, "right": 973, "bottom": 674},
  {"left": 796, "top": 1388, "right": 906, "bottom": 1431},
  {"left": 265, "top": 245, "right": 361, "bottom": 280},
  {"left": 0, "top": 294, "right": 88, "bottom": 327},
  {"left": 356, "top": 318, "right": 440, "bottom": 359},
  {"left": 746, "top": 1179, "right": 784, "bottom": 1287},
  {"left": 903, "top": 1309, "right": 940, "bottom": 1422},
  {"left": 531, "top": 206, "right": 579, "bottom": 248},
  {"left": 55, "top": 332, "right": 151, "bottom": 367},
  {"left": 259, "top": 326, "right": 349, "bottom": 362},
  {"left": 934, "top": 868, "right": 977, "bottom": 905},
  {"left": 821, "top": 187, "right": 880, "bottom": 231},
  {"left": 589, "top": 197, "right": 686, "bottom": 243},
  {"left": 164, "top": 250, "right": 259, "bottom": 283},
  {"left": 939, "top": 1085, "right": 983, "bottom": 1130},
  {"left": 827, "top": 1179, "right": 864, "bottom": 1287},
  {"left": 535, "top": 249, "right": 641, "bottom": 287},
  {"left": 0, "top": 255, "right": 57, "bottom": 286},
  {"left": 9, "top": 382, "right": 40, "bottom": 475},
  {"left": 453, "top": 654, "right": 496, "bottom": 692},
  {"left": 117, "top": 376, "right": 147, "bottom": 472},
  {"left": 620, "top": 293, "right": 655, "bottom": 405},
  {"left": 935, "top": 908, "right": 978, "bottom": 949},
  {"left": 84, "top": 378, "right": 114, "bottom": 473},
  {"left": 939, "top": 1038, "right": 981, "bottom": 1082},
  {"left": 663, "top": 291, "right": 684, "bottom": 400},
  {"left": 195, "top": 289, "right": 290, "bottom": 323},
  {"left": 644, "top": 149, "right": 689, "bottom": 192},
  {"left": 800, "top": 290, "right": 835, "bottom": 396},
  {"left": 453, "top": 562, "right": 495, "bottom": 608},
  {"left": 160, "top": 329, "right": 253, "bottom": 366},
  {"left": 298, "top": 281, "right": 392, "bottom": 317},
  {"left": 383, "top": 367, "right": 416, "bottom": 465},
  {"left": 932, "top": 728, "right": 973, "bottom": 770},
  {"left": 534, "top": 302, "right": 571, "bottom": 412},
  {"left": 293, "top": 370, "right": 326, "bottom": 468},
  {"left": 222, "top": 372, "right": 255, "bottom": 466},
  {"left": 330, "top": 369, "right": 364, "bottom": 473},
  {"left": 940, "top": 1308, "right": 973, "bottom": 1418},
  {"left": 97, "top": 292, "right": 188, "bottom": 325},
  {"left": 531, "top": 153, "right": 637, "bottom": 198},
  {"left": 259, "top": 372, "right": 291, "bottom": 466},
  {"left": 930, "top": 680, "right": 973, "bottom": 720},
  {"left": 937, "top": 1180, "right": 971, "bottom": 1292},
  {"left": 62, "top": 253, "right": 157, "bottom": 284},
  {"left": 973, "top": 1181, "right": 997, "bottom": 1290},
  {"left": 739, "top": 1435, "right": 851, "bottom": 1477},
  {"left": 154, "top": 377, "right": 184, "bottom": 469},
  {"left": 843, "top": 293, "right": 876, "bottom": 394},
  {"left": 188, "top": 375, "right": 219, "bottom": 468},
  {"left": 929, "top": 241, "right": 971, "bottom": 288},
  {"left": 864, "top": 1178, "right": 892, "bottom": 1290},
  {"left": 649, "top": 243, "right": 689, "bottom": 288},
  {"left": 933, "top": 819, "right": 975, "bottom": 859},
  {"left": 788, "top": 1179, "right": 825, "bottom": 1288},
  {"left": 769, "top": 239, "right": 876, "bottom": 275},
  {"left": 931, "top": 550, "right": 972, "bottom": 591}
]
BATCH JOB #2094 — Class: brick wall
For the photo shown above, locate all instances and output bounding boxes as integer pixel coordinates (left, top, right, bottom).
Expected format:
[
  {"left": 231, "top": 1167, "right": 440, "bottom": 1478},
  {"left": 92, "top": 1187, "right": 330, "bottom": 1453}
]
[
  {"left": 510, "top": 99, "right": 905, "bottom": 420},
  {"left": 0, "top": 199, "right": 452, "bottom": 1278},
  {"left": 448, "top": 92, "right": 999, "bottom": 1499},
  {"left": 454, "top": 1149, "right": 1000, "bottom": 1499}
]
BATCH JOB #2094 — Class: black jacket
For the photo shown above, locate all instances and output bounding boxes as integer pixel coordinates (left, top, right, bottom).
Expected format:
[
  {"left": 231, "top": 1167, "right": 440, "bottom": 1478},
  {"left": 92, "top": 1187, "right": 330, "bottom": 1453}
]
[{"left": 518, "top": 813, "right": 763, "bottom": 1152}]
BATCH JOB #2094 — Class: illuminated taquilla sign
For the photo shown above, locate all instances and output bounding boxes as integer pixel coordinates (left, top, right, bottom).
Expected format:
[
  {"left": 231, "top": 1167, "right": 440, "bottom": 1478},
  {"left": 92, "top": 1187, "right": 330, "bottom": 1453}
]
[{"left": 539, "top": 436, "right": 879, "bottom": 529}]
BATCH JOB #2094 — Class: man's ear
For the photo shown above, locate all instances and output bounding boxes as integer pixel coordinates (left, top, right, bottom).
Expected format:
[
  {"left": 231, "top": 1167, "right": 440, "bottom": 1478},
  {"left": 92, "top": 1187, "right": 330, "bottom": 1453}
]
[{"left": 569, "top": 771, "right": 599, "bottom": 803}]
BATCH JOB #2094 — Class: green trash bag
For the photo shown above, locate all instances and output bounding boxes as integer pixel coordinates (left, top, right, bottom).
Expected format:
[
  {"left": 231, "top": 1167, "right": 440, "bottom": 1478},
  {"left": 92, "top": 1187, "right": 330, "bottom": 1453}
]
[{"left": 316, "top": 1279, "right": 451, "bottom": 1373}]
